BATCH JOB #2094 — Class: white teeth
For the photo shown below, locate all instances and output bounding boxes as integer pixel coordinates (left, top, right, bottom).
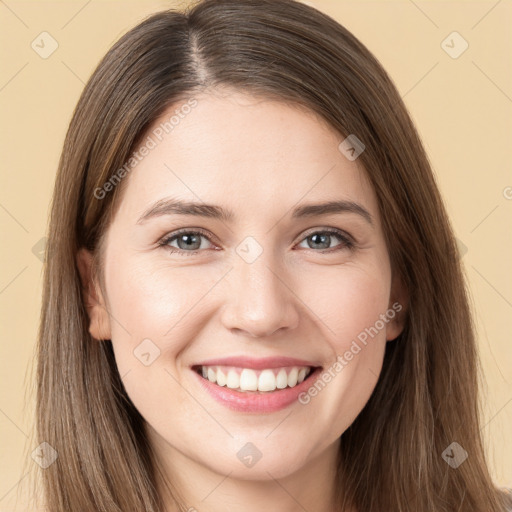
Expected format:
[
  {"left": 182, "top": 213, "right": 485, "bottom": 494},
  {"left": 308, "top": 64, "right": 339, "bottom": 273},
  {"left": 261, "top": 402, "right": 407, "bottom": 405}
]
[
  {"left": 207, "top": 367, "right": 216, "bottom": 383},
  {"left": 257, "top": 369, "right": 276, "bottom": 392},
  {"left": 199, "top": 365, "right": 313, "bottom": 392},
  {"left": 216, "top": 368, "right": 227, "bottom": 387},
  {"left": 287, "top": 367, "right": 298, "bottom": 387},
  {"left": 276, "top": 369, "right": 288, "bottom": 389},
  {"left": 226, "top": 370, "right": 240, "bottom": 389},
  {"left": 239, "top": 369, "right": 258, "bottom": 391}
]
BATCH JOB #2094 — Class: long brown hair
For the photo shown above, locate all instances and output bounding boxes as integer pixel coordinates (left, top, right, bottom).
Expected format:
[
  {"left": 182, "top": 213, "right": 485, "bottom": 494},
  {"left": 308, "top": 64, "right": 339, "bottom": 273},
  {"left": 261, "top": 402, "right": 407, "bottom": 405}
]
[{"left": 28, "top": 0, "right": 511, "bottom": 510}]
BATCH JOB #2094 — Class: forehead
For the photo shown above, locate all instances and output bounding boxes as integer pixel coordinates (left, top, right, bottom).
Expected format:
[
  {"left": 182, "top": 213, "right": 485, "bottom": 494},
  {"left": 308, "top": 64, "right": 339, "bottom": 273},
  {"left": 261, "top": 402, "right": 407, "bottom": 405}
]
[{"left": 114, "top": 90, "right": 378, "bottom": 225}]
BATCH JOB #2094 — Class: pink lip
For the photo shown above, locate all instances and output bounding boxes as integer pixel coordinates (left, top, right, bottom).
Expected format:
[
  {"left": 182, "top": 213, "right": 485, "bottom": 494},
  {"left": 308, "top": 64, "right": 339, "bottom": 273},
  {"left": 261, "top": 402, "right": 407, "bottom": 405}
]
[
  {"left": 191, "top": 366, "right": 323, "bottom": 414},
  {"left": 192, "top": 355, "right": 321, "bottom": 370}
]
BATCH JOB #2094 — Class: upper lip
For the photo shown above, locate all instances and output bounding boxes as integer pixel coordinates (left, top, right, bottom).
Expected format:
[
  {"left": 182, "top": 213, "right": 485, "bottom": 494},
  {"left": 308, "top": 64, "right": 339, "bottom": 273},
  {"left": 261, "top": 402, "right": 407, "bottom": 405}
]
[{"left": 192, "top": 356, "right": 322, "bottom": 370}]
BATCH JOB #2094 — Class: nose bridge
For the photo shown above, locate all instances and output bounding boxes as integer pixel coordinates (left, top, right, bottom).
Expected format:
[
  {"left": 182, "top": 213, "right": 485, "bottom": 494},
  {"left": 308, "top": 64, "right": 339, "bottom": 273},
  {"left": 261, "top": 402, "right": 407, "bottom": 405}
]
[{"left": 221, "top": 239, "right": 300, "bottom": 337}]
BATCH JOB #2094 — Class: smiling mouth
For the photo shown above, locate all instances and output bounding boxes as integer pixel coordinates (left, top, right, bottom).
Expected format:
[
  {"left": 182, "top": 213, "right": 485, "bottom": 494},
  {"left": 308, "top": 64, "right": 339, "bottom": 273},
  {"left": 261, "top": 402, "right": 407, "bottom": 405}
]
[{"left": 192, "top": 364, "right": 321, "bottom": 393}]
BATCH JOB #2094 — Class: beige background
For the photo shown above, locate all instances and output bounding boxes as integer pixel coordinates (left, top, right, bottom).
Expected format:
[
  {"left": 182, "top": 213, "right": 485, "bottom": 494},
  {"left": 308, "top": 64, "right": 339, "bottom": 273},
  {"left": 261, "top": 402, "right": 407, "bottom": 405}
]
[{"left": 1, "top": 0, "right": 511, "bottom": 509}]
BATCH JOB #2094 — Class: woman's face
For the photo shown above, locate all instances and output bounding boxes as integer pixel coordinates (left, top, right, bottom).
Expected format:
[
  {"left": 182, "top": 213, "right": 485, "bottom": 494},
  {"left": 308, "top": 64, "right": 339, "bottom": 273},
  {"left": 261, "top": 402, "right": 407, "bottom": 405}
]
[{"left": 79, "top": 89, "right": 404, "bottom": 485}]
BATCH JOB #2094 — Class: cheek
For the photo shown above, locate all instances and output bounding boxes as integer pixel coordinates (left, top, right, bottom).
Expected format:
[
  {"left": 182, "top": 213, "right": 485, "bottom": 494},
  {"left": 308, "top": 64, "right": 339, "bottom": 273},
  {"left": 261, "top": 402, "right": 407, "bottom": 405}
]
[
  {"left": 102, "top": 254, "right": 228, "bottom": 404},
  {"left": 305, "top": 261, "right": 392, "bottom": 348},
  {"left": 103, "top": 257, "right": 206, "bottom": 421},
  {"left": 329, "top": 267, "right": 391, "bottom": 378},
  {"left": 105, "top": 253, "right": 222, "bottom": 341},
  {"left": 295, "top": 265, "right": 391, "bottom": 432}
]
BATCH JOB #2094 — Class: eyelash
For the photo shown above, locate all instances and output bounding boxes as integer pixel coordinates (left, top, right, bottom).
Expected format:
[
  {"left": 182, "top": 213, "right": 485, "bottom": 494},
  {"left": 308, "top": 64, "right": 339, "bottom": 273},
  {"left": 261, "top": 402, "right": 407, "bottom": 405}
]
[{"left": 157, "top": 227, "right": 356, "bottom": 256}]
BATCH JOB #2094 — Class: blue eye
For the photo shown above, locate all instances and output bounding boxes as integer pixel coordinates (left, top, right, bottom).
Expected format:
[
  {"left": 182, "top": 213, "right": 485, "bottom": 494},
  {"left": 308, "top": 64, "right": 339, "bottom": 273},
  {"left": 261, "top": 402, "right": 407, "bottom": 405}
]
[
  {"left": 158, "top": 228, "right": 355, "bottom": 256},
  {"left": 297, "top": 230, "right": 354, "bottom": 252},
  {"left": 158, "top": 229, "right": 214, "bottom": 256}
]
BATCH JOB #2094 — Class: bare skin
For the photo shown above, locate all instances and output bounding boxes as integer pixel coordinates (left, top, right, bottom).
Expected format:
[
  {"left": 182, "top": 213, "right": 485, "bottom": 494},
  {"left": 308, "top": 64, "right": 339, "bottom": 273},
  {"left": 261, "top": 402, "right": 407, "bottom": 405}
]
[{"left": 77, "top": 88, "right": 406, "bottom": 512}]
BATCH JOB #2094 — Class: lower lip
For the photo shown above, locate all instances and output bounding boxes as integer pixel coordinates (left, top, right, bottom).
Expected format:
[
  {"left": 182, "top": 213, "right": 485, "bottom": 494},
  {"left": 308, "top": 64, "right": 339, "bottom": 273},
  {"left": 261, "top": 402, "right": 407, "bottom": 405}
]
[{"left": 191, "top": 367, "right": 323, "bottom": 413}]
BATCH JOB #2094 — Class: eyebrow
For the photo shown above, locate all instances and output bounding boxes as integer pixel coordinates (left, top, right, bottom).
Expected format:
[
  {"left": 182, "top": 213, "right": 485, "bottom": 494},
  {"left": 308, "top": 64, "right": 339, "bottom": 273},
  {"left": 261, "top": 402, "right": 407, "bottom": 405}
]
[{"left": 136, "top": 198, "right": 373, "bottom": 226}]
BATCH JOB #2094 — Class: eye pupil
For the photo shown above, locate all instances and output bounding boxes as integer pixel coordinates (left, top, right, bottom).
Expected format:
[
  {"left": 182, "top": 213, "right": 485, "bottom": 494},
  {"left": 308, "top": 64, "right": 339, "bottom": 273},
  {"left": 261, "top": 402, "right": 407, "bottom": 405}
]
[
  {"left": 178, "top": 234, "right": 201, "bottom": 250},
  {"left": 308, "top": 233, "right": 330, "bottom": 249}
]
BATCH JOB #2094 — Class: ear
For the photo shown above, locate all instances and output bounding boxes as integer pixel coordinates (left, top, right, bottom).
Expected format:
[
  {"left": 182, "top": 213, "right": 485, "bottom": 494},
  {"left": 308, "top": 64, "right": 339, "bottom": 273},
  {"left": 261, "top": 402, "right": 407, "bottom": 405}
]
[
  {"left": 76, "top": 248, "right": 112, "bottom": 341},
  {"left": 386, "top": 271, "right": 408, "bottom": 342}
]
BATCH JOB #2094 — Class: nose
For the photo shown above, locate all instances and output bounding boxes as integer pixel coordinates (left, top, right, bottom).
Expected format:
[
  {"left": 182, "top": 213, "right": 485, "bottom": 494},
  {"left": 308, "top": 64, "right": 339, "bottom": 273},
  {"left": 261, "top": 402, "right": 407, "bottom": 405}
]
[{"left": 220, "top": 251, "right": 301, "bottom": 338}]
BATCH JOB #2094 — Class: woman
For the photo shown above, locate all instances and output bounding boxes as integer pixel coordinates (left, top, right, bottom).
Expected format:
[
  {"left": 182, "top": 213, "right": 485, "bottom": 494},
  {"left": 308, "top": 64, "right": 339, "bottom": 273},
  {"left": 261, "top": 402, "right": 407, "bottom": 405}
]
[{"left": 33, "top": 0, "right": 512, "bottom": 510}]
